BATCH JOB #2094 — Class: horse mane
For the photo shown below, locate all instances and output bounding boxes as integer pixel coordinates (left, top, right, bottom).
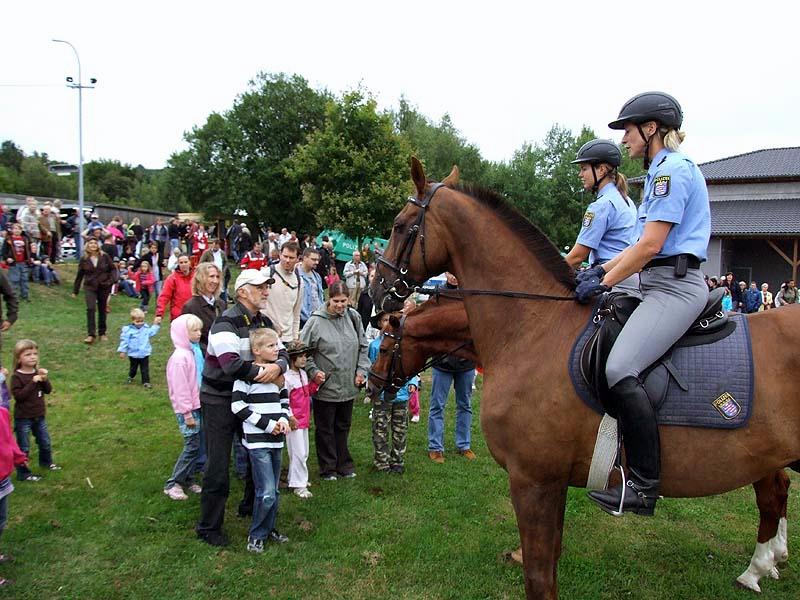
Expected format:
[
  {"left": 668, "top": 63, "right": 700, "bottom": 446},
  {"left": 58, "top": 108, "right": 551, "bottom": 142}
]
[{"left": 453, "top": 183, "right": 577, "bottom": 290}]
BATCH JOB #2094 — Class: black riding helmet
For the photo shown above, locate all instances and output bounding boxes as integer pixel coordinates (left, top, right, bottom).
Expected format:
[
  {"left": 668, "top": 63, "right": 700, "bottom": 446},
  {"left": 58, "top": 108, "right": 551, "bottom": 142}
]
[
  {"left": 608, "top": 91, "right": 683, "bottom": 130},
  {"left": 572, "top": 139, "right": 621, "bottom": 193},
  {"left": 609, "top": 91, "right": 683, "bottom": 168},
  {"left": 571, "top": 139, "right": 622, "bottom": 167}
]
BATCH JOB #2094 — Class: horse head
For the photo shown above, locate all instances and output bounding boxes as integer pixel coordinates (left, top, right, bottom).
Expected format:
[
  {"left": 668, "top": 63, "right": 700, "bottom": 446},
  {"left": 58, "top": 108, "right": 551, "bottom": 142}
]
[
  {"left": 366, "top": 296, "right": 477, "bottom": 399},
  {"left": 371, "top": 157, "right": 460, "bottom": 312}
]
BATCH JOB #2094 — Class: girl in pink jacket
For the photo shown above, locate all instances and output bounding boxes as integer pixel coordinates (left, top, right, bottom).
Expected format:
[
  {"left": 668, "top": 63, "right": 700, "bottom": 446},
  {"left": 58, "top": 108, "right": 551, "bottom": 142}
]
[
  {"left": 284, "top": 342, "right": 318, "bottom": 499},
  {"left": 163, "top": 314, "right": 204, "bottom": 501}
]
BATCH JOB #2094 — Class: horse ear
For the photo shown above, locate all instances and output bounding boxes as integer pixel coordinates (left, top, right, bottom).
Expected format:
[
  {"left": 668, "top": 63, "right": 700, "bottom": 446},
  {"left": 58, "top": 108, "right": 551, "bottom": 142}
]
[
  {"left": 410, "top": 156, "right": 427, "bottom": 196},
  {"left": 389, "top": 315, "right": 401, "bottom": 328},
  {"left": 442, "top": 165, "right": 459, "bottom": 187}
]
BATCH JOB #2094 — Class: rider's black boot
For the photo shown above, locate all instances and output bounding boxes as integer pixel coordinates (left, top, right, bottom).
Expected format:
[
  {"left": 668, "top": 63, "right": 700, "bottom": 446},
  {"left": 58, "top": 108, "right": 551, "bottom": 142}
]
[{"left": 588, "top": 376, "right": 661, "bottom": 516}]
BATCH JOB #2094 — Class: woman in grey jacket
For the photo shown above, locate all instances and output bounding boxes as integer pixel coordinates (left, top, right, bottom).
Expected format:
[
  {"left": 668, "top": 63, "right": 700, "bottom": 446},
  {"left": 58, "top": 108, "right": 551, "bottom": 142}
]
[{"left": 300, "top": 281, "right": 371, "bottom": 480}]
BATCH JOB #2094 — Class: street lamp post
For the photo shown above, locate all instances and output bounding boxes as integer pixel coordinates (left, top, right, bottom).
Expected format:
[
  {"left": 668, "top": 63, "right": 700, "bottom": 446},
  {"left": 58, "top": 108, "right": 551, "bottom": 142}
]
[{"left": 52, "top": 39, "right": 96, "bottom": 256}]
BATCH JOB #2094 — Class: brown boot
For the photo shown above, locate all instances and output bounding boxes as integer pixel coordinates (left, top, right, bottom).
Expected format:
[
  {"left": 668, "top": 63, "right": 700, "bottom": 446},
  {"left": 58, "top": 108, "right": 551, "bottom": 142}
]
[
  {"left": 457, "top": 448, "right": 477, "bottom": 460},
  {"left": 428, "top": 451, "right": 444, "bottom": 464}
]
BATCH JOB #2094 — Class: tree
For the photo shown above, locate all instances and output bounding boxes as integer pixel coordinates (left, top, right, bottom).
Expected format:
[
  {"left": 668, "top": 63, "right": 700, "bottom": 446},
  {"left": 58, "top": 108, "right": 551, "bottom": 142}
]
[
  {"left": 0, "top": 141, "right": 24, "bottom": 172},
  {"left": 285, "top": 89, "right": 413, "bottom": 238},
  {"left": 394, "top": 98, "right": 486, "bottom": 184},
  {"left": 166, "top": 72, "right": 329, "bottom": 232}
]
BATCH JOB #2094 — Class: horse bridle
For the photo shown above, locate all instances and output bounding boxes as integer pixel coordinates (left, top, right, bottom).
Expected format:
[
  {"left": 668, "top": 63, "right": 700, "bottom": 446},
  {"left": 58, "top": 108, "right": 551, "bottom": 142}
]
[
  {"left": 367, "top": 312, "right": 474, "bottom": 394},
  {"left": 375, "top": 182, "right": 445, "bottom": 306}
]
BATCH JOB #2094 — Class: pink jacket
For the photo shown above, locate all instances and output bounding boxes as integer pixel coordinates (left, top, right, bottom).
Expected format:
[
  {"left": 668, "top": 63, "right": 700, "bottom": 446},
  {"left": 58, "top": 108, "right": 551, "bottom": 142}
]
[
  {"left": 166, "top": 314, "right": 200, "bottom": 417},
  {"left": 0, "top": 407, "right": 27, "bottom": 480},
  {"left": 284, "top": 369, "right": 318, "bottom": 429}
]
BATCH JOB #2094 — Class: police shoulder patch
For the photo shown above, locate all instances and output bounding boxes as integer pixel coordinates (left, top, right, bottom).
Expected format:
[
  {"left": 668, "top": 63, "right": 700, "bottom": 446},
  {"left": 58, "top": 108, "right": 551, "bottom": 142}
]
[
  {"left": 653, "top": 175, "right": 670, "bottom": 197},
  {"left": 582, "top": 211, "right": 595, "bottom": 228}
]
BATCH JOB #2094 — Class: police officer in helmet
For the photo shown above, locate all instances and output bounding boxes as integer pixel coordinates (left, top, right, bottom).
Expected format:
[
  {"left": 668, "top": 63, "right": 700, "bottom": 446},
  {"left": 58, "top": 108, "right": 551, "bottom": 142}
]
[
  {"left": 565, "top": 139, "right": 639, "bottom": 296},
  {"left": 575, "top": 92, "right": 711, "bottom": 516}
]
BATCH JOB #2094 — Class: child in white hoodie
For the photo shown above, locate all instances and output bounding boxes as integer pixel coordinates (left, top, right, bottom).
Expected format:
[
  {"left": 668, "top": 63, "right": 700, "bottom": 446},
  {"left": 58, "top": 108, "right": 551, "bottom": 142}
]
[{"left": 163, "top": 314, "right": 204, "bottom": 501}]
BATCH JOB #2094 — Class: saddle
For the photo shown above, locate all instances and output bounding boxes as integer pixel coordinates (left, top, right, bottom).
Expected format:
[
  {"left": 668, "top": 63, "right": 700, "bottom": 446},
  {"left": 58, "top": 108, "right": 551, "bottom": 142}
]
[{"left": 580, "top": 287, "right": 735, "bottom": 417}]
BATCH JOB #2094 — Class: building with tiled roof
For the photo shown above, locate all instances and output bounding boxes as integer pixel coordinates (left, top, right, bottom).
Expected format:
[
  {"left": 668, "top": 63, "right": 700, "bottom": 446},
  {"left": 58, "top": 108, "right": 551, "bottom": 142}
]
[{"left": 632, "top": 147, "right": 800, "bottom": 287}]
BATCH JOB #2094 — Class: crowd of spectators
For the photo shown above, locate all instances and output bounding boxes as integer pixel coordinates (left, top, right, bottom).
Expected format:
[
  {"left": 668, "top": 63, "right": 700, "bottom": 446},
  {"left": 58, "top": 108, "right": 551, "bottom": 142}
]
[{"left": 706, "top": 272, "right": 798, "bottom": 313}]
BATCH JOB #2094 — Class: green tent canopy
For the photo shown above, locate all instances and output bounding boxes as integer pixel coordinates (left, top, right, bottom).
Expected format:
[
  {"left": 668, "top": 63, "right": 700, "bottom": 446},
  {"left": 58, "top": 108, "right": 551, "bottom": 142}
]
[{"left": 317, "top": 230, "right": 389, "bottom": 262}]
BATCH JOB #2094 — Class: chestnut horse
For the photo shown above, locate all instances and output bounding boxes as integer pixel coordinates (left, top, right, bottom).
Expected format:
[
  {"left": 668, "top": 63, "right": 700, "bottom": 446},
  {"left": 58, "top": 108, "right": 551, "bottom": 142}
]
[
  {"left": 370, "top": 158, "right": 800, "bottom": 599},
  {"left": 368, "top": 289, "right": 792, "bottom": 586}
]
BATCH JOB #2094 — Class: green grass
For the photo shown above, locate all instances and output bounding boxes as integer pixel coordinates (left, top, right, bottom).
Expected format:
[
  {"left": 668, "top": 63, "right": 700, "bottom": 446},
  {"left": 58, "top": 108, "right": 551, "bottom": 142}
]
[{"left": 2, "top": 265, "right": 798, "bottom": 598}]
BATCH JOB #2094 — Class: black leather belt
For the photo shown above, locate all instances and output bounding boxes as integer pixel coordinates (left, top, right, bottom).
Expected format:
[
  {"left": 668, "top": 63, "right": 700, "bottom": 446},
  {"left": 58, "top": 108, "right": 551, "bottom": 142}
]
[{"left": 644, "top": 254, "right": 701, "bottom": 270}]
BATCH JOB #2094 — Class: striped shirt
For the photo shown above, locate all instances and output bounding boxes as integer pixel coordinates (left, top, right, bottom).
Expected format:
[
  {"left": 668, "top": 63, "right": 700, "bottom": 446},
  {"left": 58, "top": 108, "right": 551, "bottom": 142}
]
[
  {"left": 201, "top": 302, "right": 288, "bottom": 406},
  {"left": 231, "top": 379, "right": 290, "bottom": 449}
]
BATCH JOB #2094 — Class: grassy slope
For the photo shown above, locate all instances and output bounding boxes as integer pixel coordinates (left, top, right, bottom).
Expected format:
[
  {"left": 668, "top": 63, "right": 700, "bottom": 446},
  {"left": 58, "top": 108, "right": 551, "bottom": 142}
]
[{"left": 1, "top": 264, "right": 797, "bottom": 599}]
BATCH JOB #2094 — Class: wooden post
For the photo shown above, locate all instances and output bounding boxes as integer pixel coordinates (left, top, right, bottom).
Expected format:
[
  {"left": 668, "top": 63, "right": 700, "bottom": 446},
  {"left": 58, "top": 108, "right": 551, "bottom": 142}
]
[{"left": 766, "top": 238, "right": 800, "bottom": 282}]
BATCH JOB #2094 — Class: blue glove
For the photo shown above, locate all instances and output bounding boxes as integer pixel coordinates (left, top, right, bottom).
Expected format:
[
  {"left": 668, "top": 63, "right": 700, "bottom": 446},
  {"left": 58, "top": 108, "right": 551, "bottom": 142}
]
[
  {"left": 575, "top": 265, "right": 606, "bottom": 285},
  {"left": 575, "top": 277, "right": 609, "bottom": 304}
]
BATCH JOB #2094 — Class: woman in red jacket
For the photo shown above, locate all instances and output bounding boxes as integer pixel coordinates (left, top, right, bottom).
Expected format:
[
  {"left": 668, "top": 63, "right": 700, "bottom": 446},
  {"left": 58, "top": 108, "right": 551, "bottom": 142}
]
[{"left": 154, "top": 255, "right": 194, "bottom": 324}]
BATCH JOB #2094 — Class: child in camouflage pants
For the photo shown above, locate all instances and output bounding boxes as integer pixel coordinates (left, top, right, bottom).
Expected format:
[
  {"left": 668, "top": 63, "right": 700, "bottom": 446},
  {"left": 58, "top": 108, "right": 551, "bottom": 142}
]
[{"left": 367, "top": 311, "right": 419, "bottom": 474}]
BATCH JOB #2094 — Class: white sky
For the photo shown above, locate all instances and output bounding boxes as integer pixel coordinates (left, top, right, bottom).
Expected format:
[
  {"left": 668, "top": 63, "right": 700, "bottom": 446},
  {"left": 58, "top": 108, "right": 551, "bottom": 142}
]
[{"left": 2, "top": 1, "right": 798, "bottom": 171}]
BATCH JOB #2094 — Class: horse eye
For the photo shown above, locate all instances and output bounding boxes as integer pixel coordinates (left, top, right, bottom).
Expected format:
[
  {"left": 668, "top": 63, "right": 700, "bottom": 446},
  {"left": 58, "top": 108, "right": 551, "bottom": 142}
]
[{"left": 379, "top": 348, "right": 388, "bottom": 354}]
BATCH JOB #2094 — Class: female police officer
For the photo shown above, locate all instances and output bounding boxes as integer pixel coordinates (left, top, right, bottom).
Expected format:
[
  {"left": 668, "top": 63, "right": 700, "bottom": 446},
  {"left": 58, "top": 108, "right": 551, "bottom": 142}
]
[
  {"left": 575, "top": 92, "right": 710, "bottom": 516},
  {"left": 564, "top": 139, "right": 639, "bottom": 296}
]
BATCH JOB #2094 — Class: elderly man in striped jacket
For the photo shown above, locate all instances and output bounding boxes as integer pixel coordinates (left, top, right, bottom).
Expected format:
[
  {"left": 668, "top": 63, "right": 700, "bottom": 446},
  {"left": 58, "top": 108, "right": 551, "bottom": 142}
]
[{"left": 196, "top": 269, "right": 288, "bottom": 547}]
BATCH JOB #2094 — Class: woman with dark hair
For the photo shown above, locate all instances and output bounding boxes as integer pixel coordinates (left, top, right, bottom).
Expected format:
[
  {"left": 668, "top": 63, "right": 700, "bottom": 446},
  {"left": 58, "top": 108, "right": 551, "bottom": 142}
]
[
  {"left": 72, "top": 238, "right": 116, "bottom": 344},
  {"left": 300, "top": 281, "right": 371, "bottom": 480}
]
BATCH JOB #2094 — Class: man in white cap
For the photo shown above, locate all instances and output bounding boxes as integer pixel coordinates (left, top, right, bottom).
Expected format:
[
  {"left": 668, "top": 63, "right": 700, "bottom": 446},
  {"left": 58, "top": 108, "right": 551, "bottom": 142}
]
[{"left": 197, "top": 269, "right": 288, "bottom": 547}]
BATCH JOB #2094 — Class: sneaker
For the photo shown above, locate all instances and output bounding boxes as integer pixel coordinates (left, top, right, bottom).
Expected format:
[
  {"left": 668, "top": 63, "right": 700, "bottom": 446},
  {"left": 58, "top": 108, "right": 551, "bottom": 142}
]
[
  {"left": 246, "top": 536, "right": 265, "bottom": 553},
  {"left": 390, "top": 464, "right": 405, "bottom": 474},
  {"left": 457, "top": 448, "right": 477, "bottom": 460},
  {"left": 143, "top": 383, "right": 153, "bottom": 389},
  {"left": 99, "top": 334, "right": 109, "bottom": 341},
  {"left": 340, "top": 472, "right": 357, "bottom": 479},
  {"left": 410, "top": 415, "right": 420, "bottom": 423},
  {"left": 268, "top": 529, "right": 289, "bottom": 544},
  {"left": 126, "top": 377, "right": 133, "bottom": 384},
  {"left": 188, "top": 483, "right": 202, "bottom": 494},
  {"left": 293, "top": 487, "right": 313, "bottom": 499},
  {"left": 21, "top": 475, "right": 41, "bottom": 482},
  {"left": 321, "top": 474, "right": 338, "bottom": 481},
  {"left": 83, "top": 336, "right": 95, "bottom": 344},
  {"left": 164, "top": 485, "right": 188, "bottom": 500},
  {"left": 48, "top": 464, "right": 62, "bottom": 471}
]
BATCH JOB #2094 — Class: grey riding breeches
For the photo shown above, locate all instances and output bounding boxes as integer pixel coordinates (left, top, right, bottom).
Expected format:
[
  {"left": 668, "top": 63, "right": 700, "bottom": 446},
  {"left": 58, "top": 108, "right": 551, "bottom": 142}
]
[{"left": 605, "top": 266, "right": 708, "bottom": 387}]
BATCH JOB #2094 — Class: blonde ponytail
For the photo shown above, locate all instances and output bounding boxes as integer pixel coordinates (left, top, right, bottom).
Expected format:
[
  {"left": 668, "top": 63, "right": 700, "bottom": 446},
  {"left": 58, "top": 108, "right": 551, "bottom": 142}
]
[
  {"left": 660, "top": 127, "right": 686, "bottom": 151},
  {"left": 614, "top": 171, "right": 629, "bottom": 199}
]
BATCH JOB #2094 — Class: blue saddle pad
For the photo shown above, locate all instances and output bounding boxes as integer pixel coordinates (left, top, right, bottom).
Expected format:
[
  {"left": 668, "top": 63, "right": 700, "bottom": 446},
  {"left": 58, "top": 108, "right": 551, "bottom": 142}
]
[{"left": 568, "top": 312, "right": 754, "bottom": 429}]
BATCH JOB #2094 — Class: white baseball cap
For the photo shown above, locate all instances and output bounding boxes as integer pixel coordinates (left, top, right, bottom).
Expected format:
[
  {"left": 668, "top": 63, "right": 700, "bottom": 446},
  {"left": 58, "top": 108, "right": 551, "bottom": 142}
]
[{"left": 234, "top": 269, "right": 275, "bottom": 290}]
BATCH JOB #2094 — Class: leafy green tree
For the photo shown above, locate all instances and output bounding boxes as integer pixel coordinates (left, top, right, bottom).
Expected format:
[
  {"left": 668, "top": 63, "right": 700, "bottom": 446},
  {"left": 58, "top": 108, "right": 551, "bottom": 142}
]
[
  {"left": 394, "top": 98, "right": 486, "bottom": 183},
  {"left": 0, "top": 141, "right": 25, "bottom": 172},
  {"left": 166, "top": 73, "right": 329, "bottom": 232},
  {"left": 286, "top": 89, "right": 413, "bottom": 238}
]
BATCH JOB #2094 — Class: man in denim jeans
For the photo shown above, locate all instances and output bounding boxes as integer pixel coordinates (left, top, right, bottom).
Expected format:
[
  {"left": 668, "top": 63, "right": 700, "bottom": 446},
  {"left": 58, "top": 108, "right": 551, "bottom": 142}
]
[{"left": 427, "top": 272, "right": 477, "bottom": 464}]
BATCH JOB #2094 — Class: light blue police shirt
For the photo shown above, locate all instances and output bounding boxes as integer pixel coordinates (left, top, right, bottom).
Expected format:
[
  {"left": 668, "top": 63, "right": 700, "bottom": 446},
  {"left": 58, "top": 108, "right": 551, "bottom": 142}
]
[
  {"left": 575, "top": 182, "right": 637, "bottom": 265},
  {"left": 637, "top": 148, "right": 710, "bottom": 261}
]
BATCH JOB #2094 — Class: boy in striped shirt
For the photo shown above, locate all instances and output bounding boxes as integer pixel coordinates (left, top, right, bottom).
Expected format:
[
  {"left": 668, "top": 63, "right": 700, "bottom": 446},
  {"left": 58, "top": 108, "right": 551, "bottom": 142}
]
[{"left": 231, "top": 328, "right": 291, "bottom": 553}]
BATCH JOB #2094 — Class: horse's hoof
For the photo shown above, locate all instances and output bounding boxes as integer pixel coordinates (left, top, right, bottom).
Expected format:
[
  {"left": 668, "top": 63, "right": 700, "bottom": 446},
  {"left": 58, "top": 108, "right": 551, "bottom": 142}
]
[
  {"left": 769, "top": 566, "right": 780, "bottom": 580},
  {"left": 735, "top": 575, "right": 762, "bottom": 593}
]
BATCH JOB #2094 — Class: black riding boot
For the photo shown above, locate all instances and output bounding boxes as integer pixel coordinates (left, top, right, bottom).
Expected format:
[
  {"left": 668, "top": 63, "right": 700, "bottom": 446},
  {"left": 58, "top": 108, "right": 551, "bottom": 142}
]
[{"left": 588, "top": 376, "right": 661, "bottom": 516}]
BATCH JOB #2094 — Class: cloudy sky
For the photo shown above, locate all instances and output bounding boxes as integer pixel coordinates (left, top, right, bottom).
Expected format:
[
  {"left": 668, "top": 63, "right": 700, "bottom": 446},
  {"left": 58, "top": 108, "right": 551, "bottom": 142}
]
[{"left": 2, "top": 1, "right": 798, "bottom": 171}]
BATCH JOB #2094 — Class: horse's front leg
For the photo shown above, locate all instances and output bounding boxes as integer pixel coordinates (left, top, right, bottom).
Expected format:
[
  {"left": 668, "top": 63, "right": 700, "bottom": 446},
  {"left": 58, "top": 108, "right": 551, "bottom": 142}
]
[{"left": 509, "top": 474, "right": 569, "bottom": 600}]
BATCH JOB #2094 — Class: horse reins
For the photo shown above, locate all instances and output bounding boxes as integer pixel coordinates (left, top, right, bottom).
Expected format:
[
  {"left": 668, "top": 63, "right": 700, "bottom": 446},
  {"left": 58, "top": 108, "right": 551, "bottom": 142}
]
[
  {"left": 375, "top": 182, "right": 574, "bottom": 307},
  {"left": 367, "top": 312, "right": 475, "bottom": 393}
]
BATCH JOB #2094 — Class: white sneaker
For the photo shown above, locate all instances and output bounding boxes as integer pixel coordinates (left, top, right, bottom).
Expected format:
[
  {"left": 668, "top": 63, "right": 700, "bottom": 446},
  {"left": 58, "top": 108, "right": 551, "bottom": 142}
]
[
  {"left": 188, "top": 484, "right": 202, "bottom": 494},
  {"left": 410, "top": 415, "right": 420, "bottom": 423},
  {"left": 294, "top": 487, "right": 313, "bottom": 499},
  {"left": 164, "top": 486, "right": 188, "bottom": 500}
]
